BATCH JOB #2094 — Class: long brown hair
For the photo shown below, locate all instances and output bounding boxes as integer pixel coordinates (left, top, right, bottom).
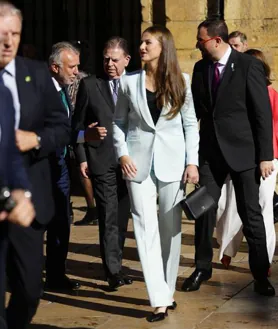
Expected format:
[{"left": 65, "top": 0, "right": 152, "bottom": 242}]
[
  {"left": 143, "top": 25, "right": 186, "bottom": 119},
  {"left": 245, "top": 49, "right": 272, "bottom": 86}
]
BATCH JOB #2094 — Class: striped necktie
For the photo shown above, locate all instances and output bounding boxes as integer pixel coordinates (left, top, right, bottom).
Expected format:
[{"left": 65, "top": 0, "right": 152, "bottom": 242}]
[{"left": 112, "top": 79, "right": 119, "bottom": 105}]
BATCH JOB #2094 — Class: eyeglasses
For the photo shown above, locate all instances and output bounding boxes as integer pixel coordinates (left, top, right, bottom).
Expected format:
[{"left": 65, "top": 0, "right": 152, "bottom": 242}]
[{"left": 197, "top": 36, "right": 219, "bottom": 45}]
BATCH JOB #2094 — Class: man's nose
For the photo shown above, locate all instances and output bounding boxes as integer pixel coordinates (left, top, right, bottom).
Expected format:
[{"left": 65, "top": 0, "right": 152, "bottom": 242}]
[
  {"left": 108, "top": 59, "right": 113, "bottom": 66},
  {"left": 74, "top": 67, "right": 79, "bottom": 75},
  {"left": 4, "top": 33, "right": 12, "bottom": 47}
]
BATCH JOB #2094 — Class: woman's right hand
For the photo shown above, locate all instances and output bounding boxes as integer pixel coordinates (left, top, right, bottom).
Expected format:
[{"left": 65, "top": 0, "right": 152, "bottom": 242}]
[{"left": 120, "top": 155, "right": 137, "bottom": 179}]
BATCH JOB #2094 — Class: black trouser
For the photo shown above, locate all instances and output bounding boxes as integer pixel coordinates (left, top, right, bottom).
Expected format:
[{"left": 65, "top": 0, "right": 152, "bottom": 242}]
[
  {"left": 0, "top": 222, "right": 7, "bottom": 327},
  {"left": 195, "top": 150, "right": 269, "bottom": 281},
  {"left": 5, "top": 222, "right": 44, "bottom": 329},
  {"left": 92, "top": 165, "right": 130, "bottom": 278},
  {"left": 46, "top": 156, "right": 71, "bottom": 280}
]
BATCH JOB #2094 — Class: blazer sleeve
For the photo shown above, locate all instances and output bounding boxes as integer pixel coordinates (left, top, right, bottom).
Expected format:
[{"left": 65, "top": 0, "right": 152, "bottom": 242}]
[
  {"left": 71, "top": 78, "right": 89, "bottom": 164},
  {"left": 191, "top": 62, "right": 204, "bottom": 121},
  {"left": 181, "top": 74, "right": 199, "bottom": 166},
  {"left": 113, "top": 79, "right": 130, "bottom": 159},
  {"left": 32, "top": 64, "right": 71, "bottom": 159},
  {"left": 247, "top": 59, "right": 273, "bottom": 161}
]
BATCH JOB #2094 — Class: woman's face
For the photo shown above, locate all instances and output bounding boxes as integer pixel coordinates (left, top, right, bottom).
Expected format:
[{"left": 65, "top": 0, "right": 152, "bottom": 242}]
[{"left": 139, "top": 32, "right": 162, "bottom": 64}]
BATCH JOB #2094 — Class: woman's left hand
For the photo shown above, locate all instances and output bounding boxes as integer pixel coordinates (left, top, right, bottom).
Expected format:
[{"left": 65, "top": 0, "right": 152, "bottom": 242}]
[{"left": 183, "top": 165, "right": 199, "bottom": 184}]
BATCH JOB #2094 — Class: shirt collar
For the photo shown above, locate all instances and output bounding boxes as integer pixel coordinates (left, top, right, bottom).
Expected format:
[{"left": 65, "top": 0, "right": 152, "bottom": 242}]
[
  {"left": 4, "top": 59, "right": 16, "bottom": 77},
  {"left": 216, "top": 46, "right": 232, "bottom": 66},
  {"left": 52, "top": 77, "right": 62, "bottom": 92},
  {"left": 109, "top": 70, "right": 126, "bottom": 82}
]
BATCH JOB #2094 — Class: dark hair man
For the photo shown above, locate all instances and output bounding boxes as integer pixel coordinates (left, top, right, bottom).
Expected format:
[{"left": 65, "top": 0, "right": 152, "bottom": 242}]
[
  {"left": 72, "top": 37, "right": 132, "bottom": 290},
  {"left": 182, "top": 19, "right": 275, "bottom": 297}
]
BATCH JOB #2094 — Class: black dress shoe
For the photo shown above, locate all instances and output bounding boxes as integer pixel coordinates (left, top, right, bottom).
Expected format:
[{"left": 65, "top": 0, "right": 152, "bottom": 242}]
[
  {"left": 120, "top": 272, "right": 133, "bottom": 285},
  {"left": 254, "top": 279, "right": 275, "bottom": 296},
  {"left": 146, "top": 309, "right": 168, "bottom": 322},
  {"left": 181, "top": 269, "right": 212, "bottom": 292},
  {"left": 168, "top": 301, "right": 177, "bottom": 310},
  {"left": 74, "top": 207, "right": 98, "bottom": 226},
  {"left": 107, "top": 274, "right": 125, "bottom": 290},
  {"left": 45, "top": 276, "right": 81, "bottom": 291}
]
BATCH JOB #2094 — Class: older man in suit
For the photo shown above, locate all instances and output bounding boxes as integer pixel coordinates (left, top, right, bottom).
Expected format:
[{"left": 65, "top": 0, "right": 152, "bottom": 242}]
[
  {"left": 72, "top": 37, "right": 132, "bottom": 290},
  {"left": 0, "top": 2, "right": 70, "bottom": 328},
  {"left": 46, "top": 42, "right": 81, "bottom": 291},
  {"left": 0, "top": 81, "right": 35, "bottom": 329},
  {"left": 182, "top": 19, "right": 275, "bottom": 296}
]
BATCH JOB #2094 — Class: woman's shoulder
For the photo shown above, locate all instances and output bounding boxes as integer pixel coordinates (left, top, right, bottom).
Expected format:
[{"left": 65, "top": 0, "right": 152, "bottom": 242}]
[
  {"left": 181, "top": 72, "right": 191, "bottom": 84},
  {"left": 120, "top": 70, "right": 142, "bottom": 91},
  {"left": 122, "top": 70, "right": 142, "bottom": 82}
]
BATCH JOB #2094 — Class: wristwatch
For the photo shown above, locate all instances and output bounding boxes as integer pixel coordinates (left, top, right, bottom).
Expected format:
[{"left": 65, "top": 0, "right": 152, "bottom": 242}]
[{"left": 35, "top": 135, "right": 41, "bottom": 150}]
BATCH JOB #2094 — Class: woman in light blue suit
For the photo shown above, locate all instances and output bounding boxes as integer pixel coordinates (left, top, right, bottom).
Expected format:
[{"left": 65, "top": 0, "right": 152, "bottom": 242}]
[{"left": 113, "top": 25, "right": 199, "bottom": 322}]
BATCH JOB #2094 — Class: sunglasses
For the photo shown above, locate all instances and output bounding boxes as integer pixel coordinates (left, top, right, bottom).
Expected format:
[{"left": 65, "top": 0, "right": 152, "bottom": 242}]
[{"left": 198, "top": 36, "right": 219, "bottom": 45}]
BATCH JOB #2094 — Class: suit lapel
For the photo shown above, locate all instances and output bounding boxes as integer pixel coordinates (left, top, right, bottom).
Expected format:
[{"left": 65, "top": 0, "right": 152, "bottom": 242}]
[
  {"left": 215, "top": 50, "right": 237, "bottom": 105},
  {"left": 97, "top": 78, "right": 115, "bottom": 112},
  {"left": 137, "top": 70, "right": 156, "bottom": 130},
  {"left": 203, "top": 59, "right": 213, "bottom": 106},
  {"left": 15, "top": 57, "right": 33, "bottom": 128}
]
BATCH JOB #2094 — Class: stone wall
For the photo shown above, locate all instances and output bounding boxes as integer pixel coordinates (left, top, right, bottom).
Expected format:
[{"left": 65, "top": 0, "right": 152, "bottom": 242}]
[
  {"left": 225, "top": 0, "right": 278, "bottom": 89},
  {"left": 142, "top": 0, "right": 278, "bottom": 89}
]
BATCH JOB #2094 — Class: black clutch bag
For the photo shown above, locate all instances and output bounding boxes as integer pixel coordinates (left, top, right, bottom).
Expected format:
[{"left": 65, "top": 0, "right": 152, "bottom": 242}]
[{"left": 180, "top": 184, "right": 216, "bottom": 221}]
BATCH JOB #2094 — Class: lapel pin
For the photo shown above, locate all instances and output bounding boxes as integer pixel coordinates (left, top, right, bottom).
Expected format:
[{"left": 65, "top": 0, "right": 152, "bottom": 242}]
[
  {"left": 25, "top": 76, "right": 31, "bottom": 82},
  {"left": 231, "top": 63, "right": 235, "bottom": 72}
]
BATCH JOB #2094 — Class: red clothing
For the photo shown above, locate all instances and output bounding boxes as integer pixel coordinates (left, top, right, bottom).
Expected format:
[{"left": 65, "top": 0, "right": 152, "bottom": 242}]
[{"left": 268, "top": 86, "right": 278, "bottom": 158}]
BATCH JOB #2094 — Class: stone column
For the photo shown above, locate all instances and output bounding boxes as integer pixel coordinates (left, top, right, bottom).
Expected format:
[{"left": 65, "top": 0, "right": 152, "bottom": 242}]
[{"left": 225, "top": 0, "right": 278, "bottom": 89}]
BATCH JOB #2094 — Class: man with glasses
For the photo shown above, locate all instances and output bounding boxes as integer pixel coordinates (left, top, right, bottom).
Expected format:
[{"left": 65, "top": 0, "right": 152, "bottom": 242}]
[{"left": 182, "top": 19, "right": 275, "bottom": 297}]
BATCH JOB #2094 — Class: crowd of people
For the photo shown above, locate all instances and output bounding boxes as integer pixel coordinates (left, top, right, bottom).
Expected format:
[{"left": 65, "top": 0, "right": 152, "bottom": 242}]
[{"left": 0, "top": 1, "right": 277, "bottom": 328}]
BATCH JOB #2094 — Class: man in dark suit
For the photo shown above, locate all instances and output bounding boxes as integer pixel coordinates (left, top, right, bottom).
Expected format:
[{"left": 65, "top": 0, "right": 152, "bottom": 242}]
[
  {"left": 72, "top": 37, "right": 132, "bottom": 290},
  {"left": 0, "top": 3, "right": 70, "bottom": 328},
  {"left": 181, "top": 19, "right": 275, "bottom": 296},
  {"left": 0, "top": 82, "right": 35, "bottom": 329},
  {"left": 46, "top": 41, "right": 81, "bottom": 291}
]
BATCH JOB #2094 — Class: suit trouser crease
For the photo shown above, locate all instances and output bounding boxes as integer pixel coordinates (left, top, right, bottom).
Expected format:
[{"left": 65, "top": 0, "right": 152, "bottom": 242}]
[
  {"left": 217, "top": 159, "right": 278, "bottom": 263},
  {"left": 127, "top": 173, "right": 183, "bottom": 307},
  {"left": 6, "top": 223, "right": 44, "bottom": 329},
  {"left": 93, "top": 166, "right": 130, "bottom": 277},
  {"left": 196, "top": 158, "right": 269, "bottom": 280},
  {"left": 46, "top": 156, "right": 71, "bottom": 280}
]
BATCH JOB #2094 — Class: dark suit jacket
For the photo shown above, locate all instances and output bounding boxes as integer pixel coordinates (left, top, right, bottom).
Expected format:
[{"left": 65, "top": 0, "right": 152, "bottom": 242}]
[
  {"left": 15, "top": 56, "right": 71, "bottom": 224},
  {"left": 192, "top": 49, "right": 273, "bottom": 172},
  {"left": 0, "top": 84, "right": 29, "bottom": 190},
  {"left": 72, "top": 75, "right": 117, "bottom": 175}
]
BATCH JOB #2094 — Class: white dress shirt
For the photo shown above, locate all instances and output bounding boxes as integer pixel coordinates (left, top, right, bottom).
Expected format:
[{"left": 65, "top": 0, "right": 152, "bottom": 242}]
[{"left": 215, "top": 46, "right": 232, "bottom": 78}]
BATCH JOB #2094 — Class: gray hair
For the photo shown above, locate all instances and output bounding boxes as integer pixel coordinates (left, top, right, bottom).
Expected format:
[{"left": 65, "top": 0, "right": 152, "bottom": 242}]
[
  {"left": 0, "top": 1, "right": 23, "bottom": 22},
  {"left": 228, "top": 31, "right": 247, "bottom": 43},
  {"left": 49, "top": 42, "right": 80, "bottom": 67}
]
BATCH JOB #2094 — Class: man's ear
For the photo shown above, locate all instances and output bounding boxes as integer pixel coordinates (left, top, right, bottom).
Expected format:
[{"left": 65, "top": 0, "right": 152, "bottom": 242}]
[
  {"left": 125, "top": 55, "right": 131, "bottom": 66},
  {"left": 51, "top": 63, "right": 59, "bottom": 74}
]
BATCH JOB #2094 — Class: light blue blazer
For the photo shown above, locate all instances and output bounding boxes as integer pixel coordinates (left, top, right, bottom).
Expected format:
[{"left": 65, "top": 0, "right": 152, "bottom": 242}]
[{"left": 113, "top": 70, "right": 199, "bottom": 183}]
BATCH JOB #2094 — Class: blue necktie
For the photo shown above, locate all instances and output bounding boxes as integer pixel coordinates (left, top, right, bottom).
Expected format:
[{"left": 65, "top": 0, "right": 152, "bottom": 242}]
[{"left": 112, "top": 79, "right": 119, "bottom": 105}]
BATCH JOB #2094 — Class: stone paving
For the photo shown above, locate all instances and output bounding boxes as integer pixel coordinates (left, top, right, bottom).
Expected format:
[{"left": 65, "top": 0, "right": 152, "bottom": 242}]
[{"left": 30, "top": 196, "right": 278, "bottom": 329}]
